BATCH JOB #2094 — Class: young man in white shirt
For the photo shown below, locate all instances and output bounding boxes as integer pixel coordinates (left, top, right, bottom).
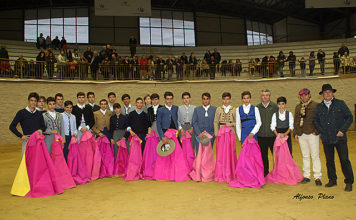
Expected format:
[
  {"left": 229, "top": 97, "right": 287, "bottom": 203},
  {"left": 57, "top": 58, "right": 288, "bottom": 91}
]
[
  {"left": 62, "top": 100, "right": 77, "bottom": 160},
  {"left": 107, "top": 92, "right": 116, "bottom": 112},
  {"left": 178, "top": 92, "right": 196, "bottom": 150}
]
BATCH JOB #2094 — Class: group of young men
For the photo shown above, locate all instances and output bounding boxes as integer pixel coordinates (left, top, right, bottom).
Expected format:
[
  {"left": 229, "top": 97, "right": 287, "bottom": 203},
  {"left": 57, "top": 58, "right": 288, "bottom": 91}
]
[{"left": 9, "top": 83, "right": 354, "bottom": 191}]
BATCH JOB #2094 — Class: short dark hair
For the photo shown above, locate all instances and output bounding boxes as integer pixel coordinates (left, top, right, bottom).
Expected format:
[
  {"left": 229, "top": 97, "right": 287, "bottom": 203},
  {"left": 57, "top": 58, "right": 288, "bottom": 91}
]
[
  {"left": 202, "top": 92, "right": 211, "bottom": 99},
  {"left": 108, "top": 92, "right": 116, "bottom": 98},
  {"left": 182, "top": 92, "right": 191, "bottom": 99},
  {"left": 136, "top": 97, "right": 143, "bottom": 102},
  {"left": 46, "top": 96, "right": 55, "bottom": 104},
  {"left": 222, "top": 92, "right": 231, "bottom": 99},
  {"left": 77, "top": 92, "right": 85, "bottom": 98},
  {"left": 28, "top": 92, "right": 39, "bottom": 101},
  {"left": 241, "top": 91, "right": 251, "bottom": 99},
  {"left": 277, "top": 96, "right": 287, "bottom": 104},
  {"left": 55, "top": 93, "right": 63, "bottom": 100},
  {"left": 87, "top": 91, "right": 95, "bottom": 98},
  {"left": 113, "top": 103, "right": 121, "bottom": 109},
  {"left": 64, "top": 100, "right": 73, "bottom": 107},
  {"left": 99, "top": 99, "right": 108, "bottom": 105},
  {"left": 150, "top": 93, "right": 160, "bottom": 100},
  {"left": 164, "top": 91, "right": 174, "bottom": 98},
  {"left": 121, "top": 94, "right": 130, "bottom": 101},
  {"left": 144, "top": 94, "right": 150, "bottom": 101},
  {"left": 39, "top": 96, "right": 46, "bottom": 102}
]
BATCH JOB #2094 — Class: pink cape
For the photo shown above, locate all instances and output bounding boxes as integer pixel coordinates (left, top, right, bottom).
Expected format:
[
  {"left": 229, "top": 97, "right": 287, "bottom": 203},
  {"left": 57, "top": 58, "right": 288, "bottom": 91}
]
[
  {"left": 125, "top": 135, "right": 143, "bottom": 181},
  {"left": 25, "top": 132, "right": 64, "bottom": 197},
  {"left": 153, "top": 129, "right": 191, "bottom": 182},
  {"left": 266, "top": 135, "right": 303, "bottom": 185},
  {"left": 141, "top": 130, "right": 159, "bottom": 180},
  {"left": 181, "top": 131, "right": 195, "bottom": 171},
  {"left": 190, "top": 132, "right": 215, "bottom": 182},
  {"left": 50, "top": 134, "right": 76, "bottom": 190},
  {"left": 67, "top": 136, "right": 91, "bottom": 185},
  {"left": 96, "top": 136, "right": 115, "bottom": 177},
  {"left": 214, "top": 126, "right": 237, "bottom": 183},
  {"left": 113, "top": 139, "right": 129, "bottom": 176},
  {"left": 78, "top": 131, "right": 102, "bottom": 181},
  {"left": 229, "top": 138, "right": 266, "bottom": 188}
]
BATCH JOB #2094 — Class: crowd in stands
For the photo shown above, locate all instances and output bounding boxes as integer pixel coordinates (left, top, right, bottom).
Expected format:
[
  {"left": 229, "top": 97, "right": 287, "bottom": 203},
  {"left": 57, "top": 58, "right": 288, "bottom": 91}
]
[{"left": 0, "top": 33, "right": 355, "bottom": 80}]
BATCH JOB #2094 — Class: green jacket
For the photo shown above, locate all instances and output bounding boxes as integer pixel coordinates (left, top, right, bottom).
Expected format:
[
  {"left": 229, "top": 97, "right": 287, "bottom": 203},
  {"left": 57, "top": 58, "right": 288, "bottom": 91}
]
[{"left": 256, "top": 101, "right": 278, "bottom": 137}]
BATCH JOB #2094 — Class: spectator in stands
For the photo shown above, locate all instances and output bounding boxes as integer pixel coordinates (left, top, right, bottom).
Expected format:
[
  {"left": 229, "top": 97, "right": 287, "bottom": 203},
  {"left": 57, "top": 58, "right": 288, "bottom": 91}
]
[
  {"left": 262, "top": 55, "right": 269, "bottom": 78},
  {"left": 51, "top": 36, "right": 61, "bottom": 50},
  {"left": 73, "top": 49, "right": 80, "bottom": 63},
  {"left": 57, "top": 50, "right": 67, "bottom": 78},
  {"left": 268, "top": 56, "right": 276, "bottom": 77},
  {"left": 0, "top": 45, "right": 9, "bottom": 59},
  {"left": 100, "top": 46, "right": 107, "bottom": 61},
  {"left": 67, "top": 58, "right": 77, "bottom": 79},
  {"left": 106, "top": 44, "right": 113, "bottom": 60},
  {"left": 14, "top": 55, "right": 27, "bottom": 78},
  {"left": 341, "top": 52, "right": 351, "bottom": 74},
  {"left": 338, "top": 43, "right": 349, "bottom": 57},
  {"left": 112, "top": 49, "right": 118, "bottom": 58},
  {"left": 46, "top": 52, "right": 56, "bottom": 79},
  {"left": 333, "top": 52, "right": 341, "bottom": 75},
  {"left": 36, "top": 51, "right": 46, "bottom": 78},
  {"left": 139, "top": 55, "right": 148, "bottom": 80},
  {"left": 208, "top": 55, "right": 216, "bottom": 79},
  {"left": 101, "top": 56, "right": 111, "bottom": 80},
  {"left": 129, "top": 36, "right": 137, "bottom": 57},
  {"left": 83, "top": 46, "right": 92, "bottom": 62},
  {"left": 201, "top": 58, "right": 209, "bottom": 77},
  {"left": 189, "top": 52, "right": 198, "bottom": 79},
  {"left": 90, "top": 51, "right": 100, "bottom": 80},
  {"left": 204, "top": 49, "right": 211, "bottom": 62},
  {"left": 235, "top": 59, "right": 242, "bottom": 76},
  {"left": 317, "top": 49, "right": 326, "bottom": 75},
  {"left": 36, "top": 33, "right": 46, "bottom": 49},
  {"left": 180, "top": 52, "right": 188, "bottom": 64},
  {"left": 131, "top": 56, "right": 139, "bottom": 79},
  {"left": 175, "top": 56, "right": 183, "bottom": 80},
  {"left": 61, "top": 37, "right": 67, "bottom": 49},
  {"left": 156, "top": 56, "right": 165, "bottom": 80},
  {"left": 249, "top": 59, "right": 255, "bottom": 76},
  {"left": 287, "top": 51, "right": 296, "bottom": 77},
  {"left": 299, "top": 57, "right": 306, "bottom": 77},
  {"left": 309, "top": 51, "right": 316, "bottom": 76},
  {"left": 277, "top": 51, "right": 286, "bottom": 77},
  {"left": 45, "top": 36, "right": 51, "bottom": 49},
  {"left": 78, "top": 55, "right": 89, "bottom": 80},
  {"left": 212, "top": 48, "right": 221, "bottom": 64},
  {"left": 65, "top": 48, "right": 73, "bottom": 61},
  {"left": 166, "top": 56, "right": 174, "bottom": 80},
  {"left": 255, "top": 58, "right": 261, "bottom": 74}
]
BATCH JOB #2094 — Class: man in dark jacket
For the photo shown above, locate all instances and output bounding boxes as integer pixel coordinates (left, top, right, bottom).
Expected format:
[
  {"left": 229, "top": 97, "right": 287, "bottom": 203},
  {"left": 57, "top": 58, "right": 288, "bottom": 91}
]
[{"left": 313, "top": 84, "right": 354, "bottom": 192}]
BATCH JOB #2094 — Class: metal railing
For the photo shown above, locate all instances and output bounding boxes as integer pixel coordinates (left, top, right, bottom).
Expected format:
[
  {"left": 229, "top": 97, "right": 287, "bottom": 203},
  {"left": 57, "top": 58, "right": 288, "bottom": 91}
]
[{"left": 0, "top": 57, "right": 355, "bottom": 80}]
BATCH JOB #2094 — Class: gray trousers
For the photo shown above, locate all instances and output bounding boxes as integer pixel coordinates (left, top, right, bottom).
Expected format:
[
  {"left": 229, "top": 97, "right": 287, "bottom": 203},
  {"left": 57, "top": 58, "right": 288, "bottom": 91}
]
[
  {"left": 112, "top": 129, "right": 129, "bottom": 159},
  {"left": 180, "top": 124, "right": 197, "bottom": 153},
  {"left": 22, "top": 139, "right": 28, "bottom": 156}
]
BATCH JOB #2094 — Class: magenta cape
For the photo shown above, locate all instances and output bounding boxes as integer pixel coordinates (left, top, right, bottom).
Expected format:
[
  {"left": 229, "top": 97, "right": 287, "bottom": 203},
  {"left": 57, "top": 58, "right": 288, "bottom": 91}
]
[
  {"left": 125, "top": 135, "right": 143, "bottom": 181},
  {"left": 214, "top": 126, "right": 237, "bottom": 183},
  {"left": 78, "top": 131, "right": 101, "bottom": 181},
  {"left": 141, "top": 130, "right": 159, "bottom": 180},
  {"left": 113, "top": 139, "right": 129, "bottom": 176},
  {"left": 181, "top": 131, "right": 195, "bottom": 171},
  {"left": 266, "top": 135, "right": 303, "bottom": 185},
  {"left": 67, "top": 136, "right": 91, "bottom": 185},
  {"left": 229, "top": 138, "right": 266, "bottom": 188},
  {"left": 50, "top": 134, "right": 76, "bottom": 190},
  {"left": 190, "top": 132, "right": 215, "bottom": 182},
  {"left": 153, "top": 129, "right": 190, "bottom": 182},
  {"left": 25, "top": 132, "right": 63, "bottom": 197},
  {"left": 96, "top": 136, "right": 115, "bottom": 177}
]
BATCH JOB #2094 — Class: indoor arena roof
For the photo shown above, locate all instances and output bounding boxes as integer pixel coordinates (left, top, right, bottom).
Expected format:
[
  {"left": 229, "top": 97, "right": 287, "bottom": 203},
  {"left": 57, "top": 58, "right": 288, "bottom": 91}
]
[{"left": 0, "top": 0, "right": 354, "bottom": 24}]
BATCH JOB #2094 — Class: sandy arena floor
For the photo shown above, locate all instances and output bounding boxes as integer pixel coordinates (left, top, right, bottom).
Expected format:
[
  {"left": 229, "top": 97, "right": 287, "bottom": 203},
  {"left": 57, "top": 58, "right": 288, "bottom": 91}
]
[{"left": 0, "top": 132, "right": 355, "bottom": 220}]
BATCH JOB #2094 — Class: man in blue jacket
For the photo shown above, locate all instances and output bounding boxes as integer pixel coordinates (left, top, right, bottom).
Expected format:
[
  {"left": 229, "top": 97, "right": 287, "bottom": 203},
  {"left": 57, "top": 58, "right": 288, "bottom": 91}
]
[
  {"left": 313, "top": 84, "right": 354, "bottom": 192},
  {"left": 157, "top": 91, "right": 179, "bottom": 144}
]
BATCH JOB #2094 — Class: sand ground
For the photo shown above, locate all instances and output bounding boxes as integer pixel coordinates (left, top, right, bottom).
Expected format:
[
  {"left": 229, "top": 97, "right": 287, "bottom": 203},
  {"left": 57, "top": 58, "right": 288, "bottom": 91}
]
[{"left": 0, "top": 132, "right": 355, "bottom": 220}]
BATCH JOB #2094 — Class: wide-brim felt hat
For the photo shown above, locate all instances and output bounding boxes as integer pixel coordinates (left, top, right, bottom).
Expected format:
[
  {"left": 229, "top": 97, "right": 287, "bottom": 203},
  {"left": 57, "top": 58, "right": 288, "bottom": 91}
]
[
  {"left": 157, "top": 138, "right": 175, "bottom": 157},
  {"left": 200, "top": 135, "right": 210, "bottom": 146},
  {"left": 319, "top": 84, "right": 337, "bottom": 95}
]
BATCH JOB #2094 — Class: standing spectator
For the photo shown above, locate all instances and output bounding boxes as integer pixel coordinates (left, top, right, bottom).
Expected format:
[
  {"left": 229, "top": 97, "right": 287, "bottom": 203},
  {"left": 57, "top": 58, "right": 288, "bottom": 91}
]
[
  {"left": 277, "top": 51, "right": 286, "bottom": 77},
  {"left": 333, "top": 52, "right": 341, "bottom": 75},
  {"left": 36, "top": 33, "right": 46, "bottom": 49},
  {"left": 129, "top": 36, "right": 137, "bottom": 57},
  {"left": 189, "top": 52, "right": 198, "bottom": 79},
  {"left": 174, "top": 56, "right": 183, "bottom": 80},
  {"left": 299, "top": 57, "right": 306, "bottom": 77},
  {"left": 338, "top": 43, "right": 349, "bottom": 57},
  {"left": 65, "top": 48, "right": 73, "bottom": 61},
  {"left": 208, "top": 56, "right": 216, "bottom": 79},
  {"left": 166, "top": 56, "right": 174, "bottom": 80},
  {"left": 100, "top": 46, "right": 107, "bottom": 61},
  {"left": 262, "top": 55, "right": 269, "bottom": 78},
  {"left": 156, "top": 56, "right": 165, "bottom": 80},
  {"left": 51, "top": 36, "right": 61, "bottom": 50},
  {"left": 287, "top": 51, "right": 296, "bottom": 77},
  {"left": 235, "top": 59, "right": 242, "bottom": 76},
  {"left": 0, "top": 45, "right": 10, "bottom": 76},
  {"left": 317, "top": 49, "right": 326, "bottom": 75},
  {"left": 46, "top": 52, "right": 56, "bottom": 79},
  {"left": 100, "top": 56, "right": 111, "bottom": 80},
  {"left": 57, "top": 50, "right": 67, "bottom": 79},
  {"left": 84, "top": 46, "right": 93, "bottom": 62},
  {"left": 78, "top": 55, "right": 89, "bottom": 80},
  {"left": 45, "top": 36, "right": 51, "bottom": 49},
  {"left": 36, "top": 51, "right": 46, "bottom": 78},
  {"left": 309, "top": 51, "right": 316, "bottom": 76},
  {"left": 313, "top": 84, "right": 354, "bottom": 192},
  {"left": 268, "top": 56, "right": 276, "bottom": 77},
  {"left": 204, "top": 49, "right": 211, "bottom": 62},
  {"left": 341, "top": 52, "right": 351, "bottom": 74},
  {"left": 139, "top": 55, "right": 148, "bottom": 80},
  {"left": 248, "top": 59, "right": 255, "bottom": 76},
  {"left": 212, "top": 48, "right": 221, "bottom": 64},
  {"left": 72, "top": 49, "right": 80, "bottom": 63},
  {"left": 106, "top": 44, "right": 113, "bottom": 60},
  {"left": 255, "top": 58, "right": 261, "bottom": 75},
  {"left": 60, "top": 37, "right": 67, "bottom": 49}
]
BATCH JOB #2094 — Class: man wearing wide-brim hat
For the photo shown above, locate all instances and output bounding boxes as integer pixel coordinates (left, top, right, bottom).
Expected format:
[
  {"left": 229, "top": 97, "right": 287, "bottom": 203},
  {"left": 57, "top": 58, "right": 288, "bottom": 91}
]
[{"left": 313, "top": 84, "right": 354, "bottom": 192}]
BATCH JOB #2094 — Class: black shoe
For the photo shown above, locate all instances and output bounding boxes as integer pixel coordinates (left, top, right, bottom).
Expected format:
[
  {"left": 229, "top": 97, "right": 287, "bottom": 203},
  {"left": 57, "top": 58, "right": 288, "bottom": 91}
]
[
  {"left": 345, "top": 184, "right": 353, "bottom": 192},
  {"left": 315, "top": 179, "right": 322, "bottom": 186},
  {"left": 325, "top": 181, "right": 337, "bottom": 187},
  {"left": 301, "top": 178, "right": 310, "bottom": 184}
]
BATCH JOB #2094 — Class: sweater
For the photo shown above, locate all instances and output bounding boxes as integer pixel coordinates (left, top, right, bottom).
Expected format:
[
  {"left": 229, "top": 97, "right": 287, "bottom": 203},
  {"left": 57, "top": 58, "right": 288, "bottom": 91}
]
[
  {"left": 9, "top": 108, "right": 46, "bottom": 138},
  {"left": 256, "top": 101, "right": 278, "bottom": 137},
  {"left": 128, "top": 110, "right": 151, "bottom": 134}
]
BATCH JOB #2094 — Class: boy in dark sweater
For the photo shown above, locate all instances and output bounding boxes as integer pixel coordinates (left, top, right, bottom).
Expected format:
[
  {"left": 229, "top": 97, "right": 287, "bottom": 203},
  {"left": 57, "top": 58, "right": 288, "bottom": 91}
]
[
  {"left": 110, "top": 103, "right": 129, "bottom": 157},
  {"left": 127, "top": 97, "right": 152, "bottom": 152},
  {"left": 9, "top": 92, "right": 45, "bottom": 155}
]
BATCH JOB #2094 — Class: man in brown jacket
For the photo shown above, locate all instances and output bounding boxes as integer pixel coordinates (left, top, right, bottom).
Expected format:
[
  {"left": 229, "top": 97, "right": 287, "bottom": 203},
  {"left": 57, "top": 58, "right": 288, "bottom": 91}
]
[
  {"left": 294, "top": 88, "right": 322, "bottom": 186},
  {"left": 93, "top": 99, "right": 112, "bottom": 140}
]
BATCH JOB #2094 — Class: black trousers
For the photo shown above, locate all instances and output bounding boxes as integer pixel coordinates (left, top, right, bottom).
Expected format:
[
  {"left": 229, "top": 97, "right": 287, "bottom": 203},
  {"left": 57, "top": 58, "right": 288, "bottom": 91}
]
[
  {"left": 63, "top": 135, "right": 71, "bottom": 162},
  {"left": 323, "top": 142, "right": 354, "bottom": 184},
  {"left": 258, "top": 137, "right": 275, "bottom": 176}
]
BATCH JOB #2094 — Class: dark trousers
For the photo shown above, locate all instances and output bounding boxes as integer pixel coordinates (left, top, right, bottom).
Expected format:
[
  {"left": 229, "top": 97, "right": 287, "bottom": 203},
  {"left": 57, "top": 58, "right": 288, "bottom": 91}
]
[
  {"left": 258, "top": 136, "right": 275, "bottom": 176},
  {"left": 136, "top": 133, "right": 147, "bottom": 153},
  {"left": 323, "top": 142, "right": 354, "bottom": 184},
  {"left": 63, "top": 135, "right": 71, "bottom": 162}
]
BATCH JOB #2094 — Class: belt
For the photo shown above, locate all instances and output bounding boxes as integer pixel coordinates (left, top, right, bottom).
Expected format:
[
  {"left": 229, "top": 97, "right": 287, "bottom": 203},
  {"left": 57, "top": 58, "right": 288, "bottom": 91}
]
[{"left": 184, "top": 122, "right": 191, "bottom": 125}]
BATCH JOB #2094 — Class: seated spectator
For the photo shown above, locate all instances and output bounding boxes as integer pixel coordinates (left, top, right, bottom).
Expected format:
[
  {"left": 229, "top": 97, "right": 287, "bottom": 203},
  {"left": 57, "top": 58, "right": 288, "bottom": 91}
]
[
  {"left": 51, "top": 36, "right": 61, "bottom": 50},
  {"left": 45, "top": 36, "right": 51, "bottom": 49},
  {"left": 36, "top": 33, "right": 46, "bottom": 49},
  {"left": 338, "top": 43, "right": 349, "bottom": 57},
  {"left": 61, "top": 36, "right": 67, "bottom": 49}
]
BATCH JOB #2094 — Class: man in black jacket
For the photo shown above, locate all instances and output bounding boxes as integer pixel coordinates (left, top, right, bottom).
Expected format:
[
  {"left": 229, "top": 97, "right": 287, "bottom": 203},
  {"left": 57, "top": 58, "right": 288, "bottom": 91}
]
[
  {"left": 313, "top": 84, "right": 354, "bottom": 192},
  {"left": 72, "top": 92, "right": 95, "bottom": 141},
  {"left": 90, "top": 51, "right": 100, "bottom": 80},
  {"left": 86, "top": 92, "right": 100, "bottom": 112}
]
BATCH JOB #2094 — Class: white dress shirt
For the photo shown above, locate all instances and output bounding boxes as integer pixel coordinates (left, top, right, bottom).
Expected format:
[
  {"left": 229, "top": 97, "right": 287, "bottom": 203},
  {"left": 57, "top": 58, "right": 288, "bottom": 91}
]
[
  {"left": 77, "top": 103, "right": 90, "bottom": 131},
  {"left": 270, "top": 110, "right": 294, "bottom": 131},
  {"left": 223, "top": 105, "right": 231, "bottom": 114},
  {"left": 153, "top": 105, "right": 159, "bottom": 115},
  {"left": 203, "top": 105, "right": 210, "bottom": 117},
  {"left": 108, "top": 103, "right": 114, "bottom": 112},
  {"left": 165, "top": 104, "right": 172, "bottom": 111},
  {"left": 48, "top": 111, "right": 57, "bottom": 120},
  {"left": 236, "top": 104, "right": 262, "bottom": 141},
  {"left": 124, "top": 104, "right": 132, "bottom": 114},
  {"left": 100, "top": 109, "right": 107, "bottom": 115},
  {"left": 26, "top": 106, "right": 36, "bottom": 113}
]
